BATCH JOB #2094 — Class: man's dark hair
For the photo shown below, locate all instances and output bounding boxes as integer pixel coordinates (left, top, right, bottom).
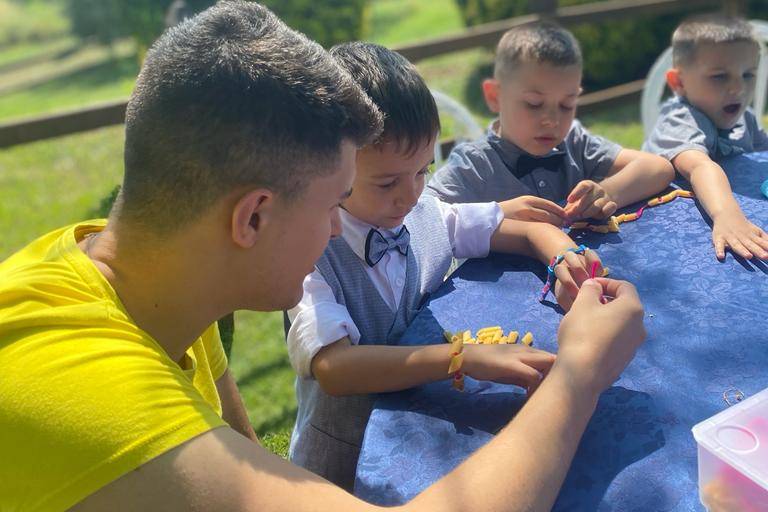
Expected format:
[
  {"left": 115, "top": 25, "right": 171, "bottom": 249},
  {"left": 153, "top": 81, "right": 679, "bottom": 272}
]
[
  {"left": 494, "top": 22, "right": 582, "bottom": 79},
  {"left": 330, "top": 42, "right": 439, "bottom": 155},
  {"left": 672, "top": 14, "right": 758, "bottom": 67},
  {"left": 120, "top": 0, "right": 382, "bottom": 233}
]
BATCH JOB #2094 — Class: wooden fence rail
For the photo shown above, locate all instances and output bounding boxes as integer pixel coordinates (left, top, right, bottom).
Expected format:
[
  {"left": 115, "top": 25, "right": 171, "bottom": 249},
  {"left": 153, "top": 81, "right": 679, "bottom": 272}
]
[{"left": 0, "top": 0, "right": 736, "bottom": 149}]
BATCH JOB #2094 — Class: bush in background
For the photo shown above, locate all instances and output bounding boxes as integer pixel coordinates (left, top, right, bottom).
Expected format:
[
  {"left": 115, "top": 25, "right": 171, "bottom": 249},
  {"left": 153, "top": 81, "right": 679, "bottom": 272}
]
[
  {"left": 65, "top": 0, "right": 369, "bottom": 51},
  {"left": 454, "top": 0, "right": 768, "bottom": 96}
]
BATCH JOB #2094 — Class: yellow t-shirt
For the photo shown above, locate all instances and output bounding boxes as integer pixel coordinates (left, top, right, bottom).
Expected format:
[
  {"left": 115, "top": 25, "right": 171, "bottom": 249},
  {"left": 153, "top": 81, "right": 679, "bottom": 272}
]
[{"left": 0, "top": 220, "right": 228, "bottom": 511}]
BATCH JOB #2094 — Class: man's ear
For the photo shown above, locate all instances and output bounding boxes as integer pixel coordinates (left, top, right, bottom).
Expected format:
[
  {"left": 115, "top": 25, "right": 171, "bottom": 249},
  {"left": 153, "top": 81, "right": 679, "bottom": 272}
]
[
  {"left": 482, "top": 78, "right": 501, "bottom": 113},
  {"left": 666, "top": 68, "right": 684, "bottom": 95},
  {"left": 231, "top": 189, "right": 273, "bottom": 249}
]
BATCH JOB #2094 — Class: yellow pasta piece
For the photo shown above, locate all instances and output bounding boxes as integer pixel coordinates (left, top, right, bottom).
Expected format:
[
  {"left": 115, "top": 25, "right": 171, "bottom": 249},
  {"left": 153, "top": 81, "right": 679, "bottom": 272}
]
[
  {"left": 607, "top": 216, "right": 620, "bottom": 232},
  {"left": 450, "top": 336, "right": 463, "bottom": 355},
  {"left": 448, "top": 352, "right": 464, "bottom": 374},
  {"left": 491, "top": 331, "right": 502, "bottom": 344},
  {"left": 676, "top": 190, "right": 694, "bottom": 198},
  {"left": 476, "top": 326, "right": 503, "bottom": 336},
  {"left": 462, "top": 330, "right": 472, "bottom": 343},
  {"left": 499, "top": 336, "right": 508, "bottom": 344},
  {"left": 443, "top": 331, "right": 453, "bottom": 343},
  {"left": 507, "top": 331, "right": 519, "bottom": 344},
  {"left": 521, "top": 332, "right": 534, "bottom": 346}
]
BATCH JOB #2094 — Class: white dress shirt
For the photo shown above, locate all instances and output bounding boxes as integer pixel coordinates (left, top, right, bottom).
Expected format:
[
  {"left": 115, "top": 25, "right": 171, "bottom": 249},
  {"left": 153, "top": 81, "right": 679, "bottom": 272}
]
[{"left": 286, "top": 200, "right": 504, "bottom": 378}]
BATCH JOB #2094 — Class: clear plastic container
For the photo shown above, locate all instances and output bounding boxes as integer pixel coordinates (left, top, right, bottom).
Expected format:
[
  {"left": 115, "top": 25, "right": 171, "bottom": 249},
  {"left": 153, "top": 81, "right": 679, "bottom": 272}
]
[{"left": 692, "top": 387, "right": 768, "bottom": 511}]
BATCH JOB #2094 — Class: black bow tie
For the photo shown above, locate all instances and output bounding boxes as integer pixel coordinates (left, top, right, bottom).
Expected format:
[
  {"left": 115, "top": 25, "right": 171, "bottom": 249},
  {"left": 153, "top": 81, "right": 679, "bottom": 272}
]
[{"left": 514, "top": 153, "right": 565, "bottom": 178}]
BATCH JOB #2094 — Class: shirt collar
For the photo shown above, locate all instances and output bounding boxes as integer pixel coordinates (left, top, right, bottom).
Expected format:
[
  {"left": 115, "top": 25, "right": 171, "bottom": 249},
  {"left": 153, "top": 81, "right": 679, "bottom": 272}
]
[
  {"left": 339, "top": 208, "right": 404, "bottom": 263},
  {"left": 485, "top": 119, "right": 567, "bottom": 170},
  {"left": 676, "top": 95, "right": 745, "bottom": 135}
]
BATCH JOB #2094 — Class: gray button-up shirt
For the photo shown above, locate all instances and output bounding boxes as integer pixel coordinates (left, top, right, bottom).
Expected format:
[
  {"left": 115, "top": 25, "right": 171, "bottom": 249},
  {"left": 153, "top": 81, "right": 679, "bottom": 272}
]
[
  {"left": 425, "top": 119, "right": 621, "bottom": 204},
  {"left": 643, "top": 96, "right": 768, "bottom": 161}
]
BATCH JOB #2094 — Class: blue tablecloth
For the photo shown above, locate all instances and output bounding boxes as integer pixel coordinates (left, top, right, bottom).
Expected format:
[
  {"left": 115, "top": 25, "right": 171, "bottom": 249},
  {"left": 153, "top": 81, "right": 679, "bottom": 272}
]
[{"left": 354, "top": 152, "right": 768, "bottom": 511}]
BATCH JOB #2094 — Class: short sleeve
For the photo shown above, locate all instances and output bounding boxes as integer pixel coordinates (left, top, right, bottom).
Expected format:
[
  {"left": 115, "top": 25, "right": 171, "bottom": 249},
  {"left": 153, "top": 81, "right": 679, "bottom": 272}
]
[
  {"left": 0, "top": 328, "right": 227, "bottom": 512},
  {"left": 436, "top": 200, "right": 504, "bottom": 259},
  {"left": 568, "top": 120, "right": 621, "bottom": 181},
  {"left": 642, "top": 98, "right": 716, "bottom": 160},
  {"left": 426, "top": 144, "right": 490, "bottom": 203},
  {"left": 746, "top": 111, "right": 768, "bottom": 152}
]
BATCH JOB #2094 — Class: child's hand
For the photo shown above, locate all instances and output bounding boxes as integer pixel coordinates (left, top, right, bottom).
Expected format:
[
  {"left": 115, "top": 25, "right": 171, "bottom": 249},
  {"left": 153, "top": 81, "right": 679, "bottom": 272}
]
[
  {"left": 499, "top": 195, "right": 568, "bottom": 227},
  {"left": 462, "top": 343, "right": 556, "bottom": 394},
  {"left": 552, "top": 248, "right": 603, "bottom": 311},
  {"left": 564, "top": 180, "right": 617, "bottom": 220},
  {"left": 711, "top": 209, "right": 768, "bottom": 260}
]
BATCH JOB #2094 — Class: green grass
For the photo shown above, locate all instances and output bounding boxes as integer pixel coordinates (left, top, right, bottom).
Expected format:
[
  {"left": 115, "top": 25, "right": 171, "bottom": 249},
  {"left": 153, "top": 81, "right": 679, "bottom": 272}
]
[
  {"left": 0, "top": 0, "right": 70, "bottom": 47},
  {"left": 0, "top": 0, "right": 672, "bottom": 459},
  {"left": 368, "top": 0, "right": 464, "bottom": 47},
  {"left": 0, "top": 41, "right": 137, "bottom": 121}
]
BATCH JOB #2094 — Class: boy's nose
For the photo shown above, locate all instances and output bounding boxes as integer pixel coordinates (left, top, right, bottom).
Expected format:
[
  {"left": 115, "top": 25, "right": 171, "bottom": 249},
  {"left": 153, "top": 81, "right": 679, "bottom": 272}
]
[
  {"left": 542, "top": 107, "right": 559, "bottom": 127},
  {"left": 397, "top": 183, "right": 420, "bottom": 210}
]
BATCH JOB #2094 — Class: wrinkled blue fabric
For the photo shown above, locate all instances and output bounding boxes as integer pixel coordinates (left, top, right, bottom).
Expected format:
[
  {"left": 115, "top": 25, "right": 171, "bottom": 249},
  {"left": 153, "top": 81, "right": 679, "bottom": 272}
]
[{"left": 354, "top": 152, "right": 768, "bottom": 511}]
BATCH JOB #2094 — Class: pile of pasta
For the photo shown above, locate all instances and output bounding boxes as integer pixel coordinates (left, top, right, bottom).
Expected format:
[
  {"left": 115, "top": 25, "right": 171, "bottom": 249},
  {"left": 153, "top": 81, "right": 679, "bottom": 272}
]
[{"left": 444, "top": 326, "right": 533, "bottom": 346}]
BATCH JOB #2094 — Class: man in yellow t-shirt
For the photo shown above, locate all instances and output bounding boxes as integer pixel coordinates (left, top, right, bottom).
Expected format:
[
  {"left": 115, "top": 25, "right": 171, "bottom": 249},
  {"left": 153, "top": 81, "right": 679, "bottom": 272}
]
[{"left": 0, "top": 2, "right": 646, "bottom": 511}]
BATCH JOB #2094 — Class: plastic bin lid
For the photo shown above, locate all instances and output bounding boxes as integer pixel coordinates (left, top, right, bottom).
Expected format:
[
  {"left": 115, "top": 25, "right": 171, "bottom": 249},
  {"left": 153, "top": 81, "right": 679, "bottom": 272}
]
[{"left": 692, "top": 387, "right": 768, "bottom": 492}]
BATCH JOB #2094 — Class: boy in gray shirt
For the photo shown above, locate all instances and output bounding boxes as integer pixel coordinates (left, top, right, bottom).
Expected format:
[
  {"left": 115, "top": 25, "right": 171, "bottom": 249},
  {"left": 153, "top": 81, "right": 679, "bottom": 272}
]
[
  {"left": 643, "top": 14, "right": 768, "bottom": 260},
  {"left": 427, "top": 22, "right": 673, "bottom": 227}
]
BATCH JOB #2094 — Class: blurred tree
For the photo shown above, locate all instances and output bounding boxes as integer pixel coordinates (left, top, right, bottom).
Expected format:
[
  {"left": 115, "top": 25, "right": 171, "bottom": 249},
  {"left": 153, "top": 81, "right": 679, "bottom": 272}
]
[{"left": 65, "top": 0, "right": 370, "bottom": 54}]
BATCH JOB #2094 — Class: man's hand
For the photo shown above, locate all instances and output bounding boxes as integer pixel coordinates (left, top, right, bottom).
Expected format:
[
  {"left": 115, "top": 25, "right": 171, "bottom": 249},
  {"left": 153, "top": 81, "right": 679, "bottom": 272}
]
[
  {"left": 462, "top": 344, "right": 556, "bottom": 394},
  {"left": 565, "top": 180, "right": 617, "bottom": 220},
  {"left": 711, "top": 208, "right": 768, "bottom": 261},
  {"left": 555, "top": 278, "right": 646, "bottom": 396},
  {"left": 499, "top": 195, "right": 568, "bottom": 227}
]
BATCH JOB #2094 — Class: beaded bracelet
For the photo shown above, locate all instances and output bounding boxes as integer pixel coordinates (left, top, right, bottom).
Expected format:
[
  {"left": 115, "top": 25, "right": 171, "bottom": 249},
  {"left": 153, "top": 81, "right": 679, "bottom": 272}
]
[{"left": 539, "top": 244, "right": 589, "bottom": 301}]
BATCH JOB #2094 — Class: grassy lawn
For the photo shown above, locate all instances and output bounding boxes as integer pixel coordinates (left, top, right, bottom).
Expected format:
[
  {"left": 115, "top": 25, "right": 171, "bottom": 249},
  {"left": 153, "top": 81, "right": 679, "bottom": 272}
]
[{"left": 0, "top": 0, "right": 680, "bottom": 459}]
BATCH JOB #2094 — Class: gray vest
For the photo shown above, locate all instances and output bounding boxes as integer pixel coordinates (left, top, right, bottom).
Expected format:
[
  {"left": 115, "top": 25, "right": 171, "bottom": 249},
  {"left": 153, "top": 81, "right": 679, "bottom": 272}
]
[{"left": 289, "top": 197, "right": 453, "bottom": 490}]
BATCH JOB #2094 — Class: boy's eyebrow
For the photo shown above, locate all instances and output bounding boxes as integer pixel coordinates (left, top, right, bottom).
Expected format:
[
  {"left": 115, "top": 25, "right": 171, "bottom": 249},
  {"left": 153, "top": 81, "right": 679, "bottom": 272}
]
[
  {"left": 522, "top": 89, "right": 580, "bottom": 97},
  {"left": 371, "top": 162, "right": 434, "bottom": 180}
]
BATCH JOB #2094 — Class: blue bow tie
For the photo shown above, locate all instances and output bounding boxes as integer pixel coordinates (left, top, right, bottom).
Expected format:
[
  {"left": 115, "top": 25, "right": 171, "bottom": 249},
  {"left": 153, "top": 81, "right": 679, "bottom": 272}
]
[
  {"left": 364, "top": 226, "right": 410, "bottom": 267},
  {"left": 514, "top": 153, "right": 565, "bottom": 178}
]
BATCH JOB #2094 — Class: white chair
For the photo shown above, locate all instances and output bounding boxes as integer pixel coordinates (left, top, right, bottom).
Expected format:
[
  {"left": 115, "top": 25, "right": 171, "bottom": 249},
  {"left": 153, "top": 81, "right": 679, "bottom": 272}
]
[
  {"left": 430, "top": 89, "right": 483, "bottom": 173},
  {"left": 641, "top": 19, "right": 768, "bottom": 137}
]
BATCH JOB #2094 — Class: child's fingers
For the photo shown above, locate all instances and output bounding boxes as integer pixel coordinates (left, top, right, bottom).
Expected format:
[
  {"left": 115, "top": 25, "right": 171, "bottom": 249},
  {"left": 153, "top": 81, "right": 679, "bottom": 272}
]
[
  {"left": 528, "top": 197, "right": 567, "bottom": 218},
  {"left": 600, "top": 201, "right": 618, "bottom": 218},
  {"left": 584, "top": 248, "right": 603, "bottom": 271},
  {"left": 566, "top": 181, "right": 593, "bottom": 203},
  {"left": 581, "top": 197, "right": 609, "bottom": 220},
  {"left": 528, "top": 208, "right": 566, "bottom": 226},
  {"left": 508, "top": 362, "right": 544, "bottom": 391},
  {"left": 742, "top": 235, "right": 768, "bottom": 260},
  {"left": 554, "top": 258, "right": 581, "bottom": 297},
  {"left": 725, "top": 234, "right": 753, "bottom": 259},
  {"left": 517, "top": 349, "right": 556, "bottom": 373},
  {"left": 713, "top": 234, "right": 727, "bottom": 260},
  {"left": 562, "top": 251, "right": 590, "bottom": 284}
]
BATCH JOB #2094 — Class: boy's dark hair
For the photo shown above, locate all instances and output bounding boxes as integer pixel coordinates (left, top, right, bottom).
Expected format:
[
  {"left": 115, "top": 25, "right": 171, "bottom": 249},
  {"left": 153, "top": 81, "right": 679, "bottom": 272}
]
[
  {"left": 120, "top": 1, "right": 382, "bottom": 234},
  {"left": 330, "top": 42, "right": 439, "bottom": 156},
  {"left": 494, "top": 22, "right": 582, "bottom": 79},
  {"left": 672, "top": 14, "right": 759, "bottom": 67}
]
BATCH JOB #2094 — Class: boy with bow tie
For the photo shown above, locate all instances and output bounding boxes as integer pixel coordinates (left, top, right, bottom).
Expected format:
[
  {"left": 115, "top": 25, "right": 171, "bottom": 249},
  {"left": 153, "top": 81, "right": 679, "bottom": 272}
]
[
  {"left": 426, "top": 22, "right": 673, "bottom": 224},
  {"left": 643, "top": 14, "right": 768, "bottom": 261},
  {"left": 285, "top": 41, "right": 604, "bottom": 490}
]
